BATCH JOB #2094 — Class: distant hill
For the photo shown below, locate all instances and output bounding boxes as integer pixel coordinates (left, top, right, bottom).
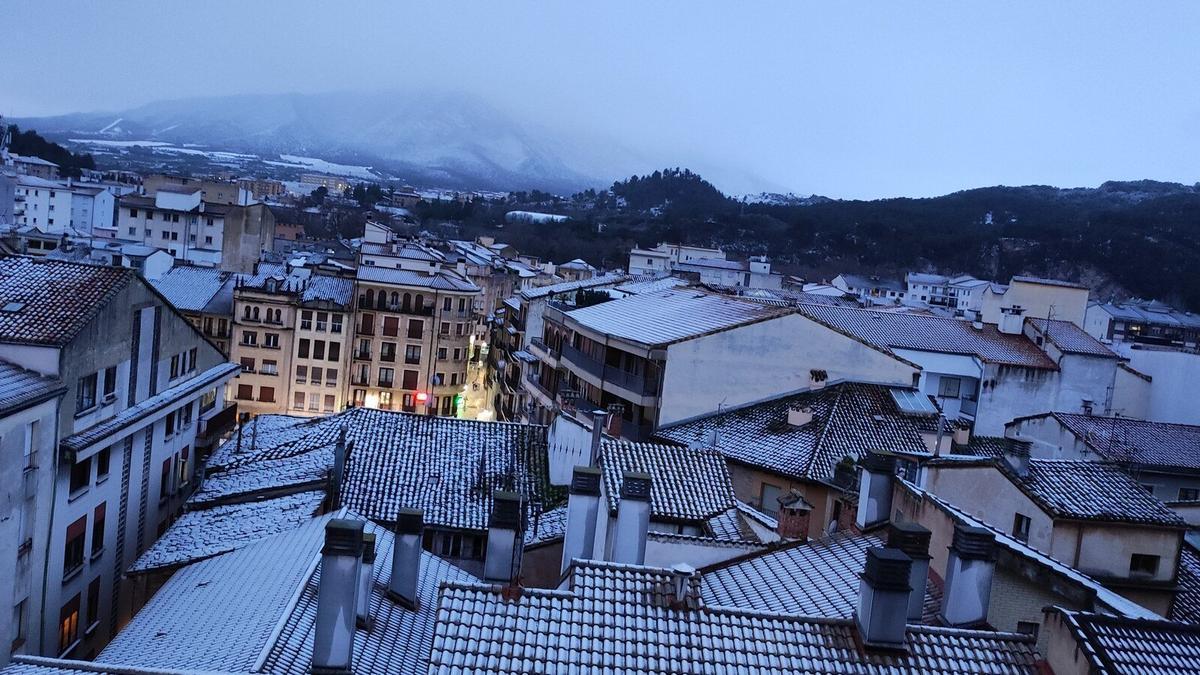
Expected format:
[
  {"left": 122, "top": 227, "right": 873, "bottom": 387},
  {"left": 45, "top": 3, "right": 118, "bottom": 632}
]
[{"left": 9, "top": 91, "right": 649, "bottom": 193}]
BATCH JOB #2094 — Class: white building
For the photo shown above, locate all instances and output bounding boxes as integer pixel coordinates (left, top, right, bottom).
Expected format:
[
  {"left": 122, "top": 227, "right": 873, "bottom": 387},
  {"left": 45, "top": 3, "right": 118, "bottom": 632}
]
[
  {"left": 980, "top": 276, "right": 1091, "bottom": 328},
  {"left": 627, "top": 243, "right": 779, "bottom": 288},
  {"left": 12, "top": 177, "right": 118, "bottom": 235},
  {"left": 831, "top": 273, "right": 906, "bottom": 305},
  {"left": 904, "top": 273, "right": 991, "bottom": 319},
  {"left": 0, "top": 256, "right": 239, "bottom": 660},
  {"left": 115, "top": 190, "right": 275, "bottom": 272}
]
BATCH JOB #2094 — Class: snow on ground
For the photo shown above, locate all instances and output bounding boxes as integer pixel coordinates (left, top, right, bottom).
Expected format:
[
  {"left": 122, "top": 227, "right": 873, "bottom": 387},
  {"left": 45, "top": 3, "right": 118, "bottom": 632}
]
[{"left": 266, "top": 154, "right": 381, "bottom": 180}]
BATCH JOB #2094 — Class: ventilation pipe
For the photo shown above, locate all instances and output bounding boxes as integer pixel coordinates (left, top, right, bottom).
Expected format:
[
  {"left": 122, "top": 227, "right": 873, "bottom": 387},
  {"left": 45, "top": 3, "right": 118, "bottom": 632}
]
[
  {"left": 355, "top": 532, "right": 376, "bottom": 630},
  {"left": 561, "top": 466, "right": 602, "bottom": 574},
  {"left": 887, "top": 521, "right": 932, "bottom": 622},
  {"left": 611, "top": 472, "right": 652, "bottom": 565},
  {"left": 311, "top": 519, "right": 364, "bottom": 675},
  {"left": 940, "top": 525, "right": 998, "bottom": 627},
  {"left": 483, "top": 491, "right": 525, "bottom": 583},
  {"left": 855, "top": 451, "right": 896, "bottom": 531},
  {"left": 387, "top": 508, "right": 423, "bottom": 609}
]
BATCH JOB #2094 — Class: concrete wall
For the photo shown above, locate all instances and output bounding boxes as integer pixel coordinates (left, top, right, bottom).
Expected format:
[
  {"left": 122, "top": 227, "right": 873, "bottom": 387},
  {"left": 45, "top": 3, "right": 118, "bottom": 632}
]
[
  {"left": 981, "top": 281, "right": 1090, "bottom": 327},
  {"left": 220, "top": 204, "right": 275, "bottom": 274},
  {"left": 726, "top": 462, "right": 844, "bottom": 540},
  {"left": 974, "top": 354, "right": 1117, "bottom": 437},
  {"left": 658, "top": 313, "right": 918, "bottom": 427},
  {"left": 924, "top": 465, "right": 1057, "bottom": 551},
  {"left": 1111, "top": 364, "right": 1151, "bottom": 419},
  {"left": 1119, "top": 346, "right": 1200, "bottom": 425}
]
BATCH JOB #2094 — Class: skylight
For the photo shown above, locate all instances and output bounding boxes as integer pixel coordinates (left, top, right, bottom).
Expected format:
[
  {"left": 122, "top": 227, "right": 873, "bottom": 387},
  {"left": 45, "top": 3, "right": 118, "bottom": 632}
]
[
  {"left": 1, "top": 301, "right": 25, "bottom": 313},
  {"left": 890, "top": 388, "right": 938, "bottom": 416}
]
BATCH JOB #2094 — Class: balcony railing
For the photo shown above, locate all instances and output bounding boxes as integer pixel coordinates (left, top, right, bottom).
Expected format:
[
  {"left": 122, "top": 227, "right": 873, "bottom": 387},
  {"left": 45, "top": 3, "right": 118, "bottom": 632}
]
[
  {"left": 560, "top": 344, "right": 656, "bottom": 396},
  {"left": 354, "top": 350, "right": 372, "bottom": 361}
]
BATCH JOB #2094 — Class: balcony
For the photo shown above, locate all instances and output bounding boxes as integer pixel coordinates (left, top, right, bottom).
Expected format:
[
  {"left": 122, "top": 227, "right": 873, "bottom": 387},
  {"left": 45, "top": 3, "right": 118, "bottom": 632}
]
[
  {"left": 352, "top": 374, "right": 370, "bottom": 386},
  {"left": 380, "top": 352, "right": 396, "bottom": 363},
  {"left": 197, "top": 402, "right": 238, "bottom": 446},
  {"left": 560, "top": 344, "right": 656, "bottom": 397},
  {"left": 378, "top": 378, "right": 395, "bottom": 389},
  {"left": 354, "top": 349, "right": 372, "bottom": 361},
  {"left": 560, "top": 344, "right": 605, "bottom": 379}
]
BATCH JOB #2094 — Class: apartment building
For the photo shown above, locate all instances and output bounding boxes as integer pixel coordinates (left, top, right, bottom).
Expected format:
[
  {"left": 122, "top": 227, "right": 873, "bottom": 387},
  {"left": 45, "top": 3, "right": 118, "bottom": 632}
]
[
  {"left": 150, "top": 266, "right": 236, "bottom": 355},
  {"left": 904, "top": 272, "right": 991, "bottom": 318},
  {"left": 0, "top": 256, "right": 238, "bottom": 660},
  {"left": 980, "top": 275, "right": 1091, "bottom": 327},
  {"left": 115, "top": 190, "right": 274, "bottom": 272},
  {"left": 141, "top": 174, "right": 252, "bottom": 206},
  {"left": 229, "top": 269, "right": 355, "bottom": 418},
  {"left": 351, "top": 266, "right": 478, "bottom": 416}
]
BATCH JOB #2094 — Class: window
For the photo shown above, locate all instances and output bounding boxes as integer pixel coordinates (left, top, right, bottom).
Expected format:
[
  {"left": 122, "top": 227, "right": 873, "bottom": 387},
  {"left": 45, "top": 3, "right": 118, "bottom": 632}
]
[
  {"left": 24, "top": 420, "right": 39, "bottom": 470},
  {"left": 259, "top": 386, "right": 275, "bottom": 403},
  {"left": 379, "top": 391, "right": 393, "bottom": 409},
  {"left": 383, "top": 316, "right": 399, "bottom": 337},
  {"left": 76, "top": 373, "right": 98, "bottom": 413},
  {"left": 86, "top": 578, "right": 101, "bottom": 631},
  {"left": 438, "top": 347, "right": 448, "bottom": 360},
  {"left": 1180, "top": 488, "right": 1200, "bottom": 501},
  {"left": 313, "top": 340, "right": 326, "bottom": 360},
  {"left": 331, "top": 315, "right": 343, "bottom": 334},
  {"left": 326, "top": 368, "right": 338, "bottom": 386},
  {"left": 69, "top": 458, "right": 91, "bottom": 494},
  {"left": 1130, "top": 554, "right": 1160, "bottom": 577},
  {"left": 236, "top": 384, "right": 254, "bottom": 400},
  {"left": 178, "top": 447, "right": 190, "bottom": 487},
  {"left": 443, "top": 297, "right": 452, "bottom": 311},
  {"left": 170, "top": 354, "right": 181, "bottom": 379},
  {"left": 240, "top": 357, "right": 256, "bottom": 373},
  {"left": 129, "top": 208, "right": 138, "bottom": 218},
  {"left": 1012, "top": 513, "right": 1031, "bottom": 542},
  {"left": 440, "top": 322, "right": 450, "bottom": 335},
  {"left": 759, "top": 483, "right": 782, "bottom": 517},
  {"left": 353, "top": 389, "right": 366, "bottom": 406},
  {"left": 938, "top": 377, "right": 962, "bottom": 399},
  {"left": 63, "top": 517, "right": 86, "bottom": 579},
  {"left": 13, "top": 598, "right": 26, "bottom": 649},
  {"left": 205, "top": 235, "right": 213, "bottom": 245},
  {"left": 316, "top": 312, "right": 328, "bottom": 331},
  {"left": 379, "top": 367, "right": 395, "bottom": 387},
  {"left": 160, "top": 458, "right": 172, "bottom": 500},
  {"left": 242, "top": 331, "right": 258, "bottom": 346},
  {"left": 300, "top": 310, "right": 313, "bottom": 330},
  {"left": 102, "top": 366, "right": 117, "bottom": 398},
  {"left": 311, "top": 367, "right": 323, "bottom": 384},
  {"left": 451, "top": 373, "right": 460, "bottom": 386},
  {"left": 324, "top": 395, "right": 335, "bottom": 413},
  {"left": 165, "top": 411, "right": 176, "bottom": 437},
  {"left": 404, "top": 344, "right": 420, "bottom": 364},
  {"left": 293, "top": 391, "right": 305, "bottom": 409},
  {"left": 262, "top": 359, "right": 278, "bottom": 375},
  {"left": 297, "top": 338, "right": 310, "bottom": 359},
  {"left": 295, "top": 365, "right": 308, "bottom": 383},
  {"left": 58, "top": 594, "right": 80, "bottom": 655},
  {"left": 455, "top": 323, "right": 465, "bottom": 336},
  {"left": 91, "top": 503, "right": 106, "bottom": 556},
  {"left": 402, "top": 370, "right": 419, "bottom": 390},
  {"left": 264, "top": 333, "right": 279, "bottom": 348},
  {"left": 95, "top": 447, "right": 110, "bottom": 481},
  {"left": 407, "top": 319, "right": 423, "bottom": 339},
  {"left": 327, "top": 342, "right": 340, "bottom": 362}
]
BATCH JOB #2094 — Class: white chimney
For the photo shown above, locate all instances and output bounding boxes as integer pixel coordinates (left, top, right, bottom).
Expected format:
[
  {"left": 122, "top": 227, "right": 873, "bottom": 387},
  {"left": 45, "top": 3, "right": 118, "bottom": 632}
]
[
  {"left": 939, "top": 525, "right": 997, "bottom": 627},
  {"left": 611, "top": 472, "right": 652, "bottom": 565},
  {"left": 387, "top": 508, "right": 423, "bottom": 609},
  {"left": 355, "top": 532, "right": 376, "bottom": 630},
  {"left": 887, "top": 522, "right": 932, "bottom": 622},
  {"left": 589, "top": 409, "right": 608, "bottom": 466},
  {"left": 855, "top": 546, "right": 913, "bottom": 649},
  {"left": 952, "top": 425, "right": 971, "bottom": 447},
  {"left": 561, "top": 466, "right": 602, "bottom": 574},
  {"left": 483, "top": 491, "right": 525, "bottom": 584},
  {"left": 787, "top": 406, "right": 813, "bottom": 428},
  {"left": 998, "top": 306, "right": 1025, "bottom": 335},
  {"left": 670, "top": 562, "right": 697, "bottom": 607},
  {"left": 312, "top": 519, "right": 364, "bottom": 675},
  {"left": 855, "top": 451, "right": 896, "bottom": 531}
]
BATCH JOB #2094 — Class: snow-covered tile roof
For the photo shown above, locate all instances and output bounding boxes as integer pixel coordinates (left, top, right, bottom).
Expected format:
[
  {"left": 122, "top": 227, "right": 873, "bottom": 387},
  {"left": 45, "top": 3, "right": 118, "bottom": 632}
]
[
  {"left": 100, "top": 513, "right": 478, "bottom": 675},
  {"left": 700, "top": 532, "right": 939, "bottom": 621},
  {"left": 428, "top": 559, "right": 1041, "bottom": 674},
  {"left": 705, "top": 506, "right": 764, "bottom": 543},
  {"left": 129, "top": 490, "right": 326, "bottom": 574},
  {"left": 613, "top": 274, "right": 689, "bottom": 295},
  {"left": 60, "top": 362, "right": 241, "bottom": 456},
  {"left": 566, "top": 288, "right": 790, "bottom": 347},
  {"left": 519, "top": 272, "right": 629, "bottom": 300},
  {"left": 299, "top": 274, "right": 354, "bottom": 306},
  {"left": 1170, "top": 541, "right": 1200, "bottom": 624},
  {"left": 599, "top": 439, "right": 735, "bottom": 521},
  {"left": 1050, "top": 608, "right": 1200, "bottom": 675},
  {"left": 1011, "top": 275, "right": 1090, "bottom": 290},
  {"left": 356, "top": 265, "right": 478, "bottom": 293},
  {"left": 525, "top": 504, "right": 568, "bottom": 546},
  {"left": 654, "top": 382, "right": 940, "bottom": 482},
  {"left": 0, "top": 360, "right": 63, "bottom": 416},
  {"left": 798, "top": 303, "right": 1058, "bottom": 369},
  {"left": 1015, "top": 459, "right": 1186, "bottom": 527},
  {"left": 1026, "top": 317, "right": 1118, "bottom": 358},
  {"left": 1046, "top": 412, "right": 1200, "bottom": 472},
  {"left": 0, "top": 256, "right": 134, "bottom": 346},
  {"left": 150, "top": 266, "right": 234, "bottom": 313},
  {"left": 197, "top": 409, "right": 554, "bottom": 533}
]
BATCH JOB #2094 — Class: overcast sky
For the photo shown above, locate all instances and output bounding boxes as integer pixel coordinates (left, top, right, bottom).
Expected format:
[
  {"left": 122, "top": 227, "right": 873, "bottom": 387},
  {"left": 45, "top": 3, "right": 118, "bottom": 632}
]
[{"left": 4, "top": 2, "right": 1199, "bottom": 198}]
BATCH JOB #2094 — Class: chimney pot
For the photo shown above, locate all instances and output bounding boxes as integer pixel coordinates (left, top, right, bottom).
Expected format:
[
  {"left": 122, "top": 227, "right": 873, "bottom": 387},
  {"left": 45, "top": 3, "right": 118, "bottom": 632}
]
[
  {"left": 856, "top": 547, "right": 912, "bottom": 650},
  {"left": 562, "top": 466, "right": 603, "bottom": 573},
  {"left": 312, "top": 519, "right": 364, "bottom": 675},
  {"left": 855, "top": 450, "right": 897, "bottom": 531},
  {"left": 887, "top": 522, "right": 932, "bottom": 621},
  {"left": 940, "top": 525, "right": 998, "bottom": 627},
  {"left": 387, "top": 508, "right": 423, "bottom": 609},
  {"left": 776, "top": 490, "right": 814, "bottom": 541},
  {"left": 787, "top": 406, "right": 814, "bottom": 427},
  {"left": 484, "top": 492, "right": 525, "bottom": 584},
  {"left": 670, "top": 562, "right": 696, "bottom": 606},
  {"left": 611, "top": 472, "right": 652, "bottom": 565},
  {"left": 355, "top": 532, "right": 377, "bottom": 630}
]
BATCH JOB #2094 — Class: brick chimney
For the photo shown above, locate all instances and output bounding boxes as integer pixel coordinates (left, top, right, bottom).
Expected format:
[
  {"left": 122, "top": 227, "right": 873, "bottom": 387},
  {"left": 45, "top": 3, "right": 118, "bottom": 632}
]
[
  {"left": 355, "top": 532, "right": 376, "bottom": 630},
  {"left": 855, "top": 450, "right": 896, "bottom": 531},
  {"left": 855, "top": 547, "right": 913, "bottom": 650},
  {"left": 561, "top": 466, "right": 602, "bottom": 574},
  {"left": 776, "top": 489, "right": 814, "bottom": 541},
  {"left": 387, "top": 508, "right": 423, "bottom": 609},
  {"left": 483, "top": 491, "right": 525, "bottom": 584},
  {"left": 611, "top": 472, "right": 652, "bottom": 565},
  {"left": 605, "top": 404, "right": 624, "bottom": 437},
  {"left": 312, "top": 519, "right": 364, "bottom": 675},
  {"left": 886, "top": 521, "right": 932, "bottom": 622},
  {"left": 939, "top": 525, "right": 997, "bottom": 628}
]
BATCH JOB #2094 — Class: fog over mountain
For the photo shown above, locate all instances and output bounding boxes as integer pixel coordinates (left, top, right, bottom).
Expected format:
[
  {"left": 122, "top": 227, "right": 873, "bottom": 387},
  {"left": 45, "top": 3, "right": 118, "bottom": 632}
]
[{"left": 12, "top": 91, "right": 689, "bottom": 193}]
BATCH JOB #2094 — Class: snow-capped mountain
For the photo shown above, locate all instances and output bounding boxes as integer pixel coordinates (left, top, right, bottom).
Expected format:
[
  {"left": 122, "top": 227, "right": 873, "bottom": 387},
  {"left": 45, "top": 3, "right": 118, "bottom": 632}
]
[{"left": 11, "top": 91, "right": 648, "bottom": 193}]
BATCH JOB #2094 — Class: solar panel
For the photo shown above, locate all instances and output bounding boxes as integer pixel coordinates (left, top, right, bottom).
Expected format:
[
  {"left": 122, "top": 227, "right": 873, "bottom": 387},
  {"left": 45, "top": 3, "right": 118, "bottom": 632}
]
[{"left": 890, "top": 388, "right": 938, "bottom": 415}]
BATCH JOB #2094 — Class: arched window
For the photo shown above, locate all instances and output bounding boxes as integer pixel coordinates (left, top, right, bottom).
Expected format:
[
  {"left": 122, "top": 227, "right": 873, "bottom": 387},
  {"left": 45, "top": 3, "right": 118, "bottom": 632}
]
[
  {"left": 243, "top": 306, "right": 251, "bottom": 319},
  {"left": 415, "top": 294, "right": 424, "bottom": 313},
  {"left": 376, "top": 292, "right": 386, "bottom": 310},
  {"left": 402, "top": 293, "right": 412, "bottom": 313},
  {"left": 365, "top": 289, "right": 374, "bottom": 309},
  {"left": 390, "top": 292, "right": 399, "bottom": 309},
  {"left": 252, "top": 306, "right": 260, "bottom": 321}
]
